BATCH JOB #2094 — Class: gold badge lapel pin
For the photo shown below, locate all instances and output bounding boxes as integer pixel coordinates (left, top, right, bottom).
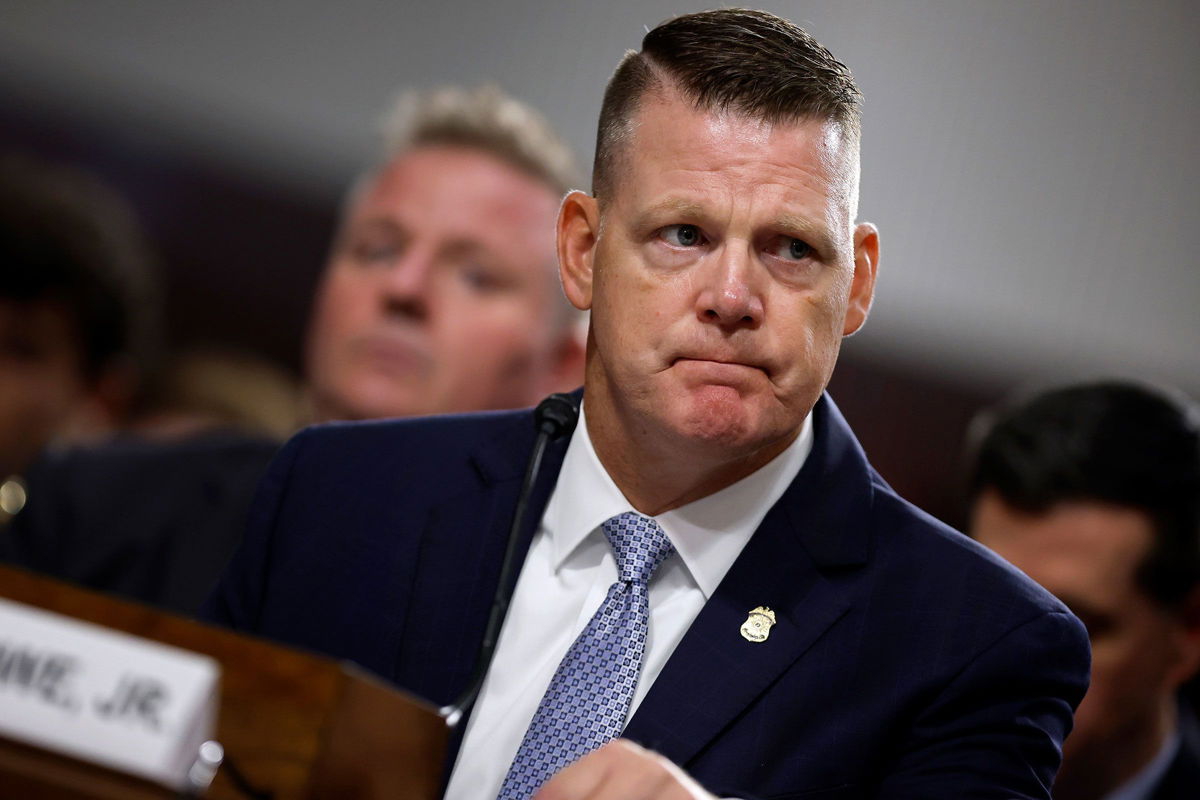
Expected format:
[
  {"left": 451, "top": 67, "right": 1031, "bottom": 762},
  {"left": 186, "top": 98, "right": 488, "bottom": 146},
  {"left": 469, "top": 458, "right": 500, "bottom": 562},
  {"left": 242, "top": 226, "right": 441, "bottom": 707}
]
[{"left": 739, "top": 606, "right": 776, "bottom": 643}]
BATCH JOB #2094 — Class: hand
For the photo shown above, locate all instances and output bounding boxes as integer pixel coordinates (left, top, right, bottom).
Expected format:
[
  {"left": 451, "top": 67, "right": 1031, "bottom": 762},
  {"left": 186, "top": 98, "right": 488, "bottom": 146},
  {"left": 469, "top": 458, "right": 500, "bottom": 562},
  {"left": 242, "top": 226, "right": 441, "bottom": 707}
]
[{"left": 533, "top": 739, "right": 716, "bottom": 800}]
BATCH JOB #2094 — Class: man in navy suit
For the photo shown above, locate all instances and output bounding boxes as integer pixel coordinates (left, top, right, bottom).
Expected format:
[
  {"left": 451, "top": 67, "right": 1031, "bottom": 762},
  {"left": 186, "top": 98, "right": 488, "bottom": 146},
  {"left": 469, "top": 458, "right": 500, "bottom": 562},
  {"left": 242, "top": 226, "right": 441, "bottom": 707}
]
[
  {"left": 207, "top": 9, "right": 1090, "bottom": 799},
  {"left": 970, "top": 382, "right": 1200, "bottom": 800}
]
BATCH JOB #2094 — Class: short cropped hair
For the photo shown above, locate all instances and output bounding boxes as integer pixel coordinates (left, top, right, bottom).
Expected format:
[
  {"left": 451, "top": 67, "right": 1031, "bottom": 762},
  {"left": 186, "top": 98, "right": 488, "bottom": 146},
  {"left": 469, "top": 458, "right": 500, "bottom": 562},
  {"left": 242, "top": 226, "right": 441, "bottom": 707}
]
[
  {"left": 379, "top": 84, "right": 582, "bottom": 196},
  {"left": 970, "top": 381, "right": 1200, "bottom": 608},
  {"left": 593, "top": 8, "right": 862, "bottom": 199},
  {"left": 0, "top": 155, "right": 159, "bottom": 381}
]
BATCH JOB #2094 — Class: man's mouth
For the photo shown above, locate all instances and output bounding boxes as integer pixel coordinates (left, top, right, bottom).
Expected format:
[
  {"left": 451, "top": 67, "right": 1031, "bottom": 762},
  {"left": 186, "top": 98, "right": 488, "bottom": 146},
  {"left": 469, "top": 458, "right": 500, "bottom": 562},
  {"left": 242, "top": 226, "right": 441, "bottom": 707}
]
[
  {"left": 354, "top": 334, "right": 432, "bottom": 375},
  {"left": 671, "top": 356, "right": 769, "bottom": 382},
  {"left": 673, "top": 354, "right": 766, "bottom": 372}
]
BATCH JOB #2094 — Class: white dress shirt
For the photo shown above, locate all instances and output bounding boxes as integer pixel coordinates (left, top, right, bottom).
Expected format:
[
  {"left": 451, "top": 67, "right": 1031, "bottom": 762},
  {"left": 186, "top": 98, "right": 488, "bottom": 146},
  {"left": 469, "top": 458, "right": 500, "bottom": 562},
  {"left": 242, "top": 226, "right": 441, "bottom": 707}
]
[{"left": 443, "top": 404, "right": 813, "bottom": 800}]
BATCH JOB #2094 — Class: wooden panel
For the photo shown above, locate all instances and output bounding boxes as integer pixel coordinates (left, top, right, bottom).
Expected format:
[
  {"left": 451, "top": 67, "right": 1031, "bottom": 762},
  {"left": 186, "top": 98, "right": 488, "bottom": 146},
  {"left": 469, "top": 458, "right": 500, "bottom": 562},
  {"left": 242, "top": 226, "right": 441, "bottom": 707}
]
[
  {"left": 309, "top": 665, "right": 449, "bottom": 800},
  {"left": 0, "top": 564, "right": 445, "bottom": 799},
  {"left": 0, "top": 734, "right": 171, "bottom": 799}
]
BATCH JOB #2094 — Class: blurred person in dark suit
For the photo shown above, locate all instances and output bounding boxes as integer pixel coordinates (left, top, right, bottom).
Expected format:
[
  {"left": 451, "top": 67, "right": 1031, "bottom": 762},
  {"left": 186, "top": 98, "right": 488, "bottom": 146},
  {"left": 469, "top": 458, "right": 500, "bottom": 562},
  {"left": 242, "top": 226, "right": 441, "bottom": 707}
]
[
  {"left": 207, "top": 10, "right": 1088, "bottom": 798},
  {"left": 0, "top": 154, "right": 158, "bottom": 518},
  {"left": 970, "top": 381, "right": 1200, "bottom": 800},
  {"left": 2, "top": 86, "right": 584, "bottom": 613}
]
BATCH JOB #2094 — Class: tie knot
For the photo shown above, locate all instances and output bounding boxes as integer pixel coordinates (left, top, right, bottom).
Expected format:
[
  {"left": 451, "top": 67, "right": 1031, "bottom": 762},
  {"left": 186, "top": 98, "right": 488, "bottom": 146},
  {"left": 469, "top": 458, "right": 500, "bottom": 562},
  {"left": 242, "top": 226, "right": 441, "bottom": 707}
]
[{"left": 601, "top": 512, "right": 675, "bottom": 585}]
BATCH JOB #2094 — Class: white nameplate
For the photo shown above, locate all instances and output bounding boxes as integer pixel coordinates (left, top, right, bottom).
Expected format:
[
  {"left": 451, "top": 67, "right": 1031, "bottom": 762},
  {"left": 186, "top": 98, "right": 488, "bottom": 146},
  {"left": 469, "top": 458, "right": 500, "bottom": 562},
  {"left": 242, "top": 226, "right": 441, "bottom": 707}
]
[{"left": 0, "top": 597, "right": 220, "bottom": 789}]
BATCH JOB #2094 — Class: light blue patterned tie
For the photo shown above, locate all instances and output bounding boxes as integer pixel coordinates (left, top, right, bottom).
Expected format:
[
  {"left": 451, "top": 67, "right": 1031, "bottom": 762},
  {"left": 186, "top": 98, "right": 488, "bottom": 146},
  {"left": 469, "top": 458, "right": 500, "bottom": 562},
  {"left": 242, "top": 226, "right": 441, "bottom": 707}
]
[{"left": 496, "top": 512, "right": 675, "bottom": 800}]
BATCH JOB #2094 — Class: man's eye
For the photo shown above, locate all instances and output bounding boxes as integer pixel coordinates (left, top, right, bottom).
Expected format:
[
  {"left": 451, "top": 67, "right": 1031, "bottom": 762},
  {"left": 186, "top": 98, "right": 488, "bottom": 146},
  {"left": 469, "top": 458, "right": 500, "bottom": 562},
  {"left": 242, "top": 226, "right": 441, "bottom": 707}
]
[
  {"left": 460, "top": 264, "right": 510, "bottom": 293},
  {"left": 351, "top": 240, "right": 400, "bottom": 265},
  {"left": 769, "top": 237, "right": 812, "bottom": 261},
  {"left": 660, "top": 224, "right": 704, "bottom": 247}
]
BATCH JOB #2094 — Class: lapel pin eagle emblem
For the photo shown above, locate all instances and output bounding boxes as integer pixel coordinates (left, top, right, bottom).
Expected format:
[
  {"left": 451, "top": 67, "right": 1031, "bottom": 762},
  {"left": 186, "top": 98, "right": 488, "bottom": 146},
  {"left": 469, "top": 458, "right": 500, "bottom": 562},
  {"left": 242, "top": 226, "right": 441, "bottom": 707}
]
[{"left": 740, "top": 606, "right": 776, "bottom": 643}]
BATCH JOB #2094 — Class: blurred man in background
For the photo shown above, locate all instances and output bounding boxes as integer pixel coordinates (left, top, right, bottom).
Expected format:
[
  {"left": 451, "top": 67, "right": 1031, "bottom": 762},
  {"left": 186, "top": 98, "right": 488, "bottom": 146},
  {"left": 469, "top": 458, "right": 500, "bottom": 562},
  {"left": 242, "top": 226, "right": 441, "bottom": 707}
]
[
  {"left": 2, "top": 86, "right": 584, "bottom": 613},
  {"left": 308, "top": 85, "right": 583, "bottom": 421},
  {"left": 0, "top": 155, "right": 158, "bottom": 517},
  {"left": 970, "top": 381, "right": 1200, "bottom": 800}
]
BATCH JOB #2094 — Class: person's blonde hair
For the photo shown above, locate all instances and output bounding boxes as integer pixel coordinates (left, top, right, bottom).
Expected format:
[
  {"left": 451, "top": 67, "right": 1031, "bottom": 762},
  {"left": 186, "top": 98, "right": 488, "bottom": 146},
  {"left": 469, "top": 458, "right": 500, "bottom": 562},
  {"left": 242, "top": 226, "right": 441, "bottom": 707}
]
[{"left": 380, "top": 84, "right": 582, "bottom": 196}]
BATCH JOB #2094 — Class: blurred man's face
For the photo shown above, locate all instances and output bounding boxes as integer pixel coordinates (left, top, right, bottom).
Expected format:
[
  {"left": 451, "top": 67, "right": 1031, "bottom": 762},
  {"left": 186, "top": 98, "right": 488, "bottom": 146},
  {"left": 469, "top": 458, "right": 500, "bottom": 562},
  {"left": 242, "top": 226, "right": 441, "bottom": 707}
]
[
  {"left": 0, "top": 299, "right": 88, "bottom": 476},
  {"left": 560, "top": 87, "right": 877, "bottom": 475},
  {"left": 306, "top": 145, "right": 571, "bottom": 421},
  {"left": 973, "top": 492, "right": 1197, "bottom": 796}
]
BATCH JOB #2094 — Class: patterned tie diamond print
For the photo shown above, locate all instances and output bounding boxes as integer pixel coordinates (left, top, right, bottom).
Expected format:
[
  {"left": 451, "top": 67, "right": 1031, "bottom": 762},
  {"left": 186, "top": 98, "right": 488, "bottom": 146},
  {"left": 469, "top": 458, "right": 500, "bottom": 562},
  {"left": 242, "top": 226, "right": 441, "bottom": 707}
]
[{"left": 495, "top": 512, "right": 675, "bottom": 800}]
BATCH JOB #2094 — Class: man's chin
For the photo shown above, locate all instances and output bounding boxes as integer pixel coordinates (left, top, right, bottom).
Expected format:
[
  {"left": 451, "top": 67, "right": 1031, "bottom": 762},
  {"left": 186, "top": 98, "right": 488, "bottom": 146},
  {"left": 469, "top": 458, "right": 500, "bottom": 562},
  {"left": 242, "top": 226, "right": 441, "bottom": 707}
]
[{"left": 669, "top": 386, "right": 763, "bottom": 449}]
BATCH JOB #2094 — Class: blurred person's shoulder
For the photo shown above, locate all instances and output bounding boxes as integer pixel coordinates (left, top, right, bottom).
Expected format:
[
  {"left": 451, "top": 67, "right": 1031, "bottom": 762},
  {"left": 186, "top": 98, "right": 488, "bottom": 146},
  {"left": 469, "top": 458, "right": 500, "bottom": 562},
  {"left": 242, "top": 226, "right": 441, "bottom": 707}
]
[
  {"left": 277, "top": 406, "right": 543, "bottom": 489},
  {"left": 0, "top": 428, "right": 326, "bottom": 549},
  {"left": 11, "top": 429, "right": 280, "bottom": 549},
  {"left": 28, "top": 428, "right": 281, "bottom": 495},
  {"left": 4, "top": 429, "right": 282, "bottom": 609}
]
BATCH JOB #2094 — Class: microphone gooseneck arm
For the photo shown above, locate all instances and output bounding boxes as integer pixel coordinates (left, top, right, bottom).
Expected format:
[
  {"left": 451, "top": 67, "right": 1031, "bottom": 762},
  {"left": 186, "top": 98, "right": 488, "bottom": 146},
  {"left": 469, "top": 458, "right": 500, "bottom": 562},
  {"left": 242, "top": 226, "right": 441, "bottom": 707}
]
[{"left": 440, "top": 393, "right": 579, "bottom": 728}]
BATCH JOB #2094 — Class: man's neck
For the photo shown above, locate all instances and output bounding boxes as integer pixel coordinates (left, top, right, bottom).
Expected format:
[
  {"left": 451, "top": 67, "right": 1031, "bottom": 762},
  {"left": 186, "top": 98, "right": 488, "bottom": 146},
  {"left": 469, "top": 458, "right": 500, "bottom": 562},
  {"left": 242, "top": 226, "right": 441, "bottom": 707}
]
[{"left": 1055, "top": 698, "right": 1177, "bottom": 800}]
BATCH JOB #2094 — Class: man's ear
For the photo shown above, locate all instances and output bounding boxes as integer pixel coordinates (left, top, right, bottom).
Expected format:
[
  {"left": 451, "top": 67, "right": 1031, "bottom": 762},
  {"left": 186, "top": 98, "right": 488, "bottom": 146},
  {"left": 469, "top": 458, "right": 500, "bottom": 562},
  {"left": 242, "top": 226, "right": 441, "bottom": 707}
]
[
  {"left": 843, "top": 222, "right": 880, "bottom": 337},
  {"left": 557, "top": 191, "right": 601, "bottom": 311}
]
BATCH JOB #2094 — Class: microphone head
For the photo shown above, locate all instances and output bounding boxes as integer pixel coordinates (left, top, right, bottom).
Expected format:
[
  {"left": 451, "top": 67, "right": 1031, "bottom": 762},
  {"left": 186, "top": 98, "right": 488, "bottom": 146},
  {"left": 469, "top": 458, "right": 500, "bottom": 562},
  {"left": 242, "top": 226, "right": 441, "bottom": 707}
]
[{"left": 534, "top": 393, "right": 579, "bottom": 440}]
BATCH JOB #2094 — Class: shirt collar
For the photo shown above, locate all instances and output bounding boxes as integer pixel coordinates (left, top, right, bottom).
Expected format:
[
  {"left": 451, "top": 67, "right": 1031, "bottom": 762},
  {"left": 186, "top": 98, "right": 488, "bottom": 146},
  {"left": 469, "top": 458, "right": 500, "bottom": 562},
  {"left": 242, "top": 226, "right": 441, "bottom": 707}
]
[
  {"left": 1100, "top": 723, "right": 1181, "bottom": 800},
  {"left": 540, "top": 402, "right": 814, "bottom": 599}
]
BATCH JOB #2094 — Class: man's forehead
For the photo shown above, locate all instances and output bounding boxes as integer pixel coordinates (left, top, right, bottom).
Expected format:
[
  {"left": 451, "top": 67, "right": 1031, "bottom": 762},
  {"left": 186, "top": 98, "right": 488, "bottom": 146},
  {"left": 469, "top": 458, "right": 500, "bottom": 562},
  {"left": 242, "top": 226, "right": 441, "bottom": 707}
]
[
  {"left": 977, "top": 495, "right": 1155, "bottom": 592},
  {"left": 615, "top": 89, "right": 858, "bottom": 216},
  {"left": 636, "top": 89, "right": 848, "bottom": 157},
  {"left": 348, "top": 146, "right": 560, "bottom": 233}
]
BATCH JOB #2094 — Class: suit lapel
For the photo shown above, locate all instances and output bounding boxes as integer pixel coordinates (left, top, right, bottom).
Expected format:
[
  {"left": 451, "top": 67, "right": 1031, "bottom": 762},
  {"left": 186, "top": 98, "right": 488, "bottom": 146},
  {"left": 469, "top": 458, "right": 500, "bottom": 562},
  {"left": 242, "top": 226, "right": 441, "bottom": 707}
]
[
  {"left": 625, "top": 395, "right": 875, "bottom": 767},
  {"left": 395, "top": 413, "right": 572, "bottom": 703},
  {"left": 391, "top": 405, "right": 575, "bottom": 780},
  {"left": 394, "top": 475, "right": 515, "bottom": 701}
]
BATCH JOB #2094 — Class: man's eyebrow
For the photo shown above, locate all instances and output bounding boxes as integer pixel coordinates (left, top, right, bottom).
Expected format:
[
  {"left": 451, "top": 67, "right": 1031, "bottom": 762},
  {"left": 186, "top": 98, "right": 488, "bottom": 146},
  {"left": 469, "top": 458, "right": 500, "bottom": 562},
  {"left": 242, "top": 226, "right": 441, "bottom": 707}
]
[
  {"left": 770, "top": 213, "right": 843, "bottom": 257},
  {"left": 333, "top": 215, "right": 402, "bottom": 250},
  {"left": 772, "top": 213, "right": 825, "bottom": 241},
  {"left": 442, "top": 237, "right": 493, "bottom": 260},
  {"left": 343, "top": 216, "right": 403, "bottom": 238},
  {"left": 630, "top": 197, "right": 708, "bottom": 229},
  {"left": 653, "top": 198, "right": 707, "bottom": 217}
]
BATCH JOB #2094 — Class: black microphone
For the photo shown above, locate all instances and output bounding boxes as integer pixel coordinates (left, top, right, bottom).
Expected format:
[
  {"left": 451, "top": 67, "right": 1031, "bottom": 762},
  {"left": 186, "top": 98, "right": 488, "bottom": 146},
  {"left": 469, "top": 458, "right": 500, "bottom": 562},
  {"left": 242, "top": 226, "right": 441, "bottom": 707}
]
[{"left": 440, "top": 393, "right": 579, "bottom": 727}]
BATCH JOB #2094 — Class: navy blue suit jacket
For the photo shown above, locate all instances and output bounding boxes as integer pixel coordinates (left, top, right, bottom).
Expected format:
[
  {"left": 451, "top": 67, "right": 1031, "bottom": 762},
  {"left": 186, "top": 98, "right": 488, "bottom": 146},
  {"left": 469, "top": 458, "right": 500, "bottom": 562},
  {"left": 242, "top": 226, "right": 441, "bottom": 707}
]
[{"left": 204, "top": 394, "right": 1089, "bottom": 799}]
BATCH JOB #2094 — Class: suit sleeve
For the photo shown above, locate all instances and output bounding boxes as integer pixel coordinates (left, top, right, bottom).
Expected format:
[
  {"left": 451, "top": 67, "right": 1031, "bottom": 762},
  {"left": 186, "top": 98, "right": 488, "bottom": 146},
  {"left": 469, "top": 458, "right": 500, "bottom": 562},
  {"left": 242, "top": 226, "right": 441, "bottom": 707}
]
[
  {"left": 199, "top": 428, "right": 310, "bottom": 631},
  {"left": 877, "top": 608, "right": 1090, "bottom": 799}
]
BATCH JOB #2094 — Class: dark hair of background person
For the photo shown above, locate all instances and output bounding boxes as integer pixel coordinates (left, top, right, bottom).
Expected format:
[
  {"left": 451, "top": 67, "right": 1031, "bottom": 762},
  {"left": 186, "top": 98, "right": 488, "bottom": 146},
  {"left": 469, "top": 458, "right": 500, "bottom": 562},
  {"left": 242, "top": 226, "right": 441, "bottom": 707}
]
[
  {"left": 0, "top": 154, "right": 160, "bottom": 387},
  {"left": 592, "top": 7, "right": 862, "bottom": 199},
  {"left": 969, "top": 381, "right": 1200, "bottom": 609}
]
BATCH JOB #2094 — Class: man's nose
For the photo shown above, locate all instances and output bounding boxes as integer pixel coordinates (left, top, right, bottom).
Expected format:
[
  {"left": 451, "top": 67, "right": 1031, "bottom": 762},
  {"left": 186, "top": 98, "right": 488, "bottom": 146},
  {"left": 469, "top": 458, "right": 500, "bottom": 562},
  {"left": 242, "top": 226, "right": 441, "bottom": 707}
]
[
  {"left": 696, "top": 244, "right": 763, "bottom": 330},
  {"left": 380, "top": 247, "right": 436, "bottom": 318}
]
